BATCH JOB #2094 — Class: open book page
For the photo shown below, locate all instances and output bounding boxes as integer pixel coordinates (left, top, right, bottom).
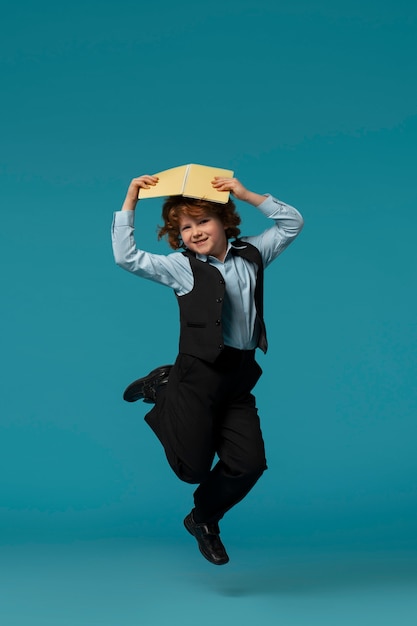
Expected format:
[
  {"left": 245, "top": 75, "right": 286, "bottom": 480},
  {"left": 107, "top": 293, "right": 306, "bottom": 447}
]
[
  {"left": 138, "top": 165, "right": 188, "bottom": 199},
  {"left": 183, "top": 164, "right": 233, "bottom": 203}
]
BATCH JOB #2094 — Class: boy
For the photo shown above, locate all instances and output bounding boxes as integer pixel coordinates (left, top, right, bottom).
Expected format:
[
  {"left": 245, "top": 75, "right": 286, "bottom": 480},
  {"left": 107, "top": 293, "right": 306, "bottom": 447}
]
[{"left": 112, "top": 174, "right": 303, "bottom": 565}]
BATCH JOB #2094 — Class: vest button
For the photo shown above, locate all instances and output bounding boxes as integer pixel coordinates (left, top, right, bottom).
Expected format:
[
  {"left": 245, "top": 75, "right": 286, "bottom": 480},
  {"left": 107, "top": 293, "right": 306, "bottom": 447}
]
[
  {"left": 219, "top": 279, "right": 225, "bottom": 284},
  {"left": 215, "top": 319, "right": 221, "bottom": 325},
  {"left": 216, "top": 297, "right": 223, "bottom": 303},
  {"left": 218, "top": 344, "right": 223, "bottom": 350}
]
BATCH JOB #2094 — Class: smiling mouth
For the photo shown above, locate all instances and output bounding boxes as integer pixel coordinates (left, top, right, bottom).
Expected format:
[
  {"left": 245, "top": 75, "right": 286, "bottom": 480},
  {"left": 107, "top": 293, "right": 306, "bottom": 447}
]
[{"left": 193, "top": 238, "right": 208, "bottom": 245}]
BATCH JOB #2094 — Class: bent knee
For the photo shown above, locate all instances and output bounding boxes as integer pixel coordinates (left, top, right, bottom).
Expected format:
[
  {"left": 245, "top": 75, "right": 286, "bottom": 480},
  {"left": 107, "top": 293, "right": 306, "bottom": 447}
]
[
  {"left": 230, "top": 457, "right": 267, "bottom": 480},
  {"left": 169, "top": 459, "right": 211, "bottom": 485},
  {"left": 247, "top": 459, "right": 267, "bottom": 479}
]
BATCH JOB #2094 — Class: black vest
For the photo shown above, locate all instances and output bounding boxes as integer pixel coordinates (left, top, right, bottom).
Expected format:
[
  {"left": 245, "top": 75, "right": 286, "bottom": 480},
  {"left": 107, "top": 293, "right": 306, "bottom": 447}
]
[{"left": 177, "top": 239, "right": 267, "bottom": 362}]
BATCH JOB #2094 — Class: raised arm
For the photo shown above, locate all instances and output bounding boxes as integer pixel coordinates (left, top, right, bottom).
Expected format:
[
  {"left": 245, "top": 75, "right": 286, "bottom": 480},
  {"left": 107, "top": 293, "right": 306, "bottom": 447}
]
[
  {"left": 212, "top": 176, "right": 304, "bottom": 267},
  {"left": 112, "top": 175, "right": 192, "bottom": 293}
]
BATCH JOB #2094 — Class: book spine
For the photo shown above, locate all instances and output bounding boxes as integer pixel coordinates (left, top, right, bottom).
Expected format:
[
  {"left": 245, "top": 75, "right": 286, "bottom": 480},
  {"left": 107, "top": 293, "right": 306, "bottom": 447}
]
[{"left": 182, "top": 164, "right": 191, "bottom": 194}]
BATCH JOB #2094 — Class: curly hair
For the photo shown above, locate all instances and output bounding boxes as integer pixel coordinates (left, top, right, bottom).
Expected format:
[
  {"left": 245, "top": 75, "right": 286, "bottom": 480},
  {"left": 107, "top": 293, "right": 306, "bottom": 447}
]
[{"left": 158, "top": 196, "right": 241, "bottom": 250}]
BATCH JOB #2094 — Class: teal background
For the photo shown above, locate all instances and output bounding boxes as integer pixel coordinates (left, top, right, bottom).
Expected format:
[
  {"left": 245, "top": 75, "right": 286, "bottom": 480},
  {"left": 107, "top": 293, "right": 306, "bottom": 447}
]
[{"left": 1, "top": 0, "right": 416, "bottom": 624}]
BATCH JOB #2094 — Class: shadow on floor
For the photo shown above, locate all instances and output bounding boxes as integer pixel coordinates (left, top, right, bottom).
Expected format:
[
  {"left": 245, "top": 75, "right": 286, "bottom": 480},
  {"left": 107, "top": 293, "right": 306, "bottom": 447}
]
[{"left": 205, "top": 549, "right": 417, "bottom": 597}]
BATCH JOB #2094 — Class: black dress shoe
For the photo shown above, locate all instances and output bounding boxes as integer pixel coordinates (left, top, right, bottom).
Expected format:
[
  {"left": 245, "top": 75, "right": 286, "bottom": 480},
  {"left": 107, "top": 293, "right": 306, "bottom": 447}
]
[
  {"left": 123, "top": 365, "right": 172, "bottom": 403},
  {"left": 184, "top": 512, "right": 229, "bottom": 565}
]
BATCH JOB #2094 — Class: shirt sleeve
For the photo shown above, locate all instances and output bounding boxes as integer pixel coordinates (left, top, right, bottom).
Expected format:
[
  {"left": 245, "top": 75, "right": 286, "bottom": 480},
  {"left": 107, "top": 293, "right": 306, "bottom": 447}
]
[
  {"left": 242, "top": 194, "right": 304, "bottom": 268},
  {"left": 111, "top": 210, "right": 194, "bottom": 294}
]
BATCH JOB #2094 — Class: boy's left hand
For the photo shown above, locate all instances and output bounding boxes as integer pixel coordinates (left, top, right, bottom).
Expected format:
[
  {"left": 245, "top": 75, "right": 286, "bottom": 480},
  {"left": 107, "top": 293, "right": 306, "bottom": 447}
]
[
  {"left": 212, "top": 177, "right": 266, "bottom": 207},
  {"left": 211, "top": 177, "right": 249, "bottom": 202}
]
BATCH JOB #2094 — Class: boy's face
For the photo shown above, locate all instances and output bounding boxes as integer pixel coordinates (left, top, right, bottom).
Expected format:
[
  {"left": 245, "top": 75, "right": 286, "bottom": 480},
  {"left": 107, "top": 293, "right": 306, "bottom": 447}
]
[{"left": 178, "top": 209, "right": 228, "bottom": 261}]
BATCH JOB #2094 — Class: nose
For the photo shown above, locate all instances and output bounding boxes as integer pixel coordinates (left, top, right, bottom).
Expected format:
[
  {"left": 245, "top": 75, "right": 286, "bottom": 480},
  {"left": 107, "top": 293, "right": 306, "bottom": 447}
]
[{"left": 191, "top": 225, "right": 203, "bottom": 239}]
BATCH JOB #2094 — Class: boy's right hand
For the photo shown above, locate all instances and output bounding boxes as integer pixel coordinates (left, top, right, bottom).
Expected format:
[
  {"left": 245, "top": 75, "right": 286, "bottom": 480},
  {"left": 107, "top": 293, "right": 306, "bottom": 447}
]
[{"left": 121, "top": 175, "right": 159, "bottom": 211}]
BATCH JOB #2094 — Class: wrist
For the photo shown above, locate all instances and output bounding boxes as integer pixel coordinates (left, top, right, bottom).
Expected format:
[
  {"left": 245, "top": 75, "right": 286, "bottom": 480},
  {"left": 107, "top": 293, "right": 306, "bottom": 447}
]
[
  {"left": 244, "top": 191, "right": 265, "bottom": 206},
  {"left": 121, "top": 197, "right": 138, "bottom": 211}
]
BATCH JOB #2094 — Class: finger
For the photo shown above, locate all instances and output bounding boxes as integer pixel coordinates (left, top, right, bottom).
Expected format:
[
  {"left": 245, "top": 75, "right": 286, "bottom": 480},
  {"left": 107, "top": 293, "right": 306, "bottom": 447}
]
[
  {"left": 137, "top": 175, "right": 159, "bottom": 187},
  {"left": 211, "top": 178, "right": 233, "bottom": 189}
]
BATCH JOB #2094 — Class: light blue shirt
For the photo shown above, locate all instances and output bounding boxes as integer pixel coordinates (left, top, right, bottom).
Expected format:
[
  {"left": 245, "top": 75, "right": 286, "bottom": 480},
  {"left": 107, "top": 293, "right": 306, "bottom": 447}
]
[{"left": 112, "top": 195, "right": 304, "bottom": 350}]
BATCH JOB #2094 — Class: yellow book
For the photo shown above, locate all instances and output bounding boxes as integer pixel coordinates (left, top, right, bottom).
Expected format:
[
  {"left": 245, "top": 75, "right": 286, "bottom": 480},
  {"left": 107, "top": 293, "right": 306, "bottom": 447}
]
[{"left": 138, "top": 164, "right": 234, "bottom": 204}]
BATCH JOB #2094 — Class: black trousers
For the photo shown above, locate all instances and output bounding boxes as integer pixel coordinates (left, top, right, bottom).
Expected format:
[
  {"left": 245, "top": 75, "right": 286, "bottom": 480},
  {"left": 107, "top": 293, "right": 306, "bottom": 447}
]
[{"left": 145, "top": 347, "right": 267, "bottom": 524}]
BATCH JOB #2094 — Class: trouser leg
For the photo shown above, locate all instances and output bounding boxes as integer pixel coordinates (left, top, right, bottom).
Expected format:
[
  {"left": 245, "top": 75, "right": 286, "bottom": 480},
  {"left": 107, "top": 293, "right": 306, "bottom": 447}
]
[
  {"left": 144, "top": 350, "right": 267, "bottom": 522},
  {"left": 193, "top": 389, "right": 267, "bottom": 523},
  {"left": 144, "top": 354, "right": 217, "bottom": 483}
]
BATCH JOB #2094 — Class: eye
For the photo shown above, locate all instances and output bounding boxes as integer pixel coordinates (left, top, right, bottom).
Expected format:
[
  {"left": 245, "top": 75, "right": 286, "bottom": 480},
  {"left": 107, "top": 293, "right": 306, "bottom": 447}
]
[
  {"left": 181, "top": 224, "right": 191, "bottom": 231},
  {"left": 199, "top": 218, "right": 210, "bottom": 224}
]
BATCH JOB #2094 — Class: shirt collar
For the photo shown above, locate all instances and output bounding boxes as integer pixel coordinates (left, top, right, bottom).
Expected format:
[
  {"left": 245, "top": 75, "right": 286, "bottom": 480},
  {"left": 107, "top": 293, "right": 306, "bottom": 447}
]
[
  {"left": 195, "top": 241, "right": 231, "bottom": 264},
  {"left": 195, "top": 240, "right": 249, "bottom": 263}
]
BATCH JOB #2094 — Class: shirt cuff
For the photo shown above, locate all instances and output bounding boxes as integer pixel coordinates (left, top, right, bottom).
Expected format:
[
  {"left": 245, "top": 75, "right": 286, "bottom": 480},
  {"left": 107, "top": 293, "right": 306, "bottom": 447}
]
[
  {"left": 113, "top": 210, "right": 135, "bottom": 226},
  {"left": 256, "top": 194, "right": 292, "bottom": 218}
]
